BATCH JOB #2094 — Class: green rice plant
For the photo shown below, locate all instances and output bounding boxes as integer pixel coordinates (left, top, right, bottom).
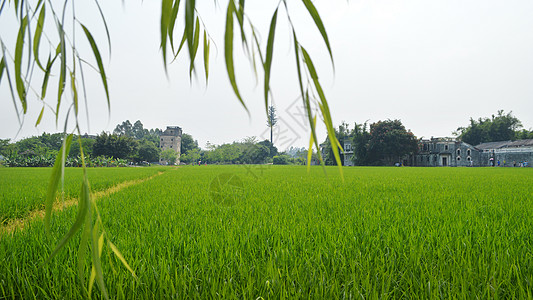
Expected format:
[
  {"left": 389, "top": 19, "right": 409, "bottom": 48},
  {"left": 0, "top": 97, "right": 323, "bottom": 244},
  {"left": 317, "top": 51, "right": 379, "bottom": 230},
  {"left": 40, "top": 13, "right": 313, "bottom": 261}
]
[{"left": 0, "top": 166, "right": 532, "bottom": 298}]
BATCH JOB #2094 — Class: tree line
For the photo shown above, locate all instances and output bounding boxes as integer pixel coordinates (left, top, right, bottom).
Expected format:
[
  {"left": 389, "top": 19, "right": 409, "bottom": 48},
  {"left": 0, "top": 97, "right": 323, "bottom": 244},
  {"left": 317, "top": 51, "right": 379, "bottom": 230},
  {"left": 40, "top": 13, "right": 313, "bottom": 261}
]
[{"left": 323, "top": 110, "right": 533, "bottom": 166}]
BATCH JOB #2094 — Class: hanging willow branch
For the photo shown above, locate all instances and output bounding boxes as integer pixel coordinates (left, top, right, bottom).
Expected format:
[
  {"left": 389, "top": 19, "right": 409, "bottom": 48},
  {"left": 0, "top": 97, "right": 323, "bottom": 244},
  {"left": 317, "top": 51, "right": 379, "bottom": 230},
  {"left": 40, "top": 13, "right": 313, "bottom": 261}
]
[{"left": 0, "top": 0, "right": 343, "bottom": 298}]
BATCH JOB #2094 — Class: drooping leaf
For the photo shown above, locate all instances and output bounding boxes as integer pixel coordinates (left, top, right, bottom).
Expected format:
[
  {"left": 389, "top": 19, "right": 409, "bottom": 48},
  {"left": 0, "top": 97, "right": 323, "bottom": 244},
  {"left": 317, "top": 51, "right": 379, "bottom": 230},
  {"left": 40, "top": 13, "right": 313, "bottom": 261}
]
[
  {"left": 189, "top": 17, "right": 200, "bottom": 77},
  {"left": 14, "top": 16, "right": 28, "bottom": 113},
  {"left": 307, "top": 115, "right": 317, "bottom": 172},
  {"left": 203, "top": 30, "right": 210, "bottom": 84},
  {"left": 108, "top": 241, "right": 138, "bottom": 279},
  {"left": 33, "top": 4, "right": 46, "bottom": 71},
  {"left": 160, "top": 0, "right": 172, "bottom": 70},
  {"left": 35, "top": 106, "right": 44, "bottom": 126},
  {"left": 81, "top": 24, "right": 110, "bottom": 112},
  {"left": 56, "top": 19, "right": 67, "bottom": 122},
  {"left": 93, "top": 0, "right": 112, "bottom": 56},
  {"left": 70, "top": 71, "right": 79, "bottom": 116},
  {"left": 44, "top": 134, "right": 73, "bottom": 234},
  {"left": 0, "top": 56, "right": 5, "bottom": 83},
  {"left": 41, "top": 53, "right": 58, "bottom": 99},
  {"left": 224, "top": 1, "right": 248, "bottom": 113},
  {"left": 185, "top": 0, "right": 196, "bottom": 67},
  {"left": 168, "top": 0, "right": 181, "bottom": 51},
  {"left": 301, "top": 0, "right": 334, "bottom": 67},
  {"left": 90, "top": 221, "right": 109, "bottom": 299},
  {"left": 263, "top": 8, "right": 278, "bottom": 116}
]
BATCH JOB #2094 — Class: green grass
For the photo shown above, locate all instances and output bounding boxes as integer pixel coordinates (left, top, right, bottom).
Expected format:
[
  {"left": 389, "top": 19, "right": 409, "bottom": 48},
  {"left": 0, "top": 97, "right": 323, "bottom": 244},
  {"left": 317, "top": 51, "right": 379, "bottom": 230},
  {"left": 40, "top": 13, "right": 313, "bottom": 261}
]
[
  {"left": 1, "top": 166, "right": 532, "bottom": 298},
  {"left": 0, "top": 167, "right": 166, "bottom": 224}
]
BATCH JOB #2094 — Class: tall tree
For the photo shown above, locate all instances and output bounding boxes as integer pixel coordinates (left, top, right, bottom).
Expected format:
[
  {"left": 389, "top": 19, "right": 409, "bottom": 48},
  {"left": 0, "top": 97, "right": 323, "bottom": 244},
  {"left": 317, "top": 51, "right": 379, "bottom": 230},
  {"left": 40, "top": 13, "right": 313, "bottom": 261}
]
[
  {"left": 455, "top": 110, "right": 523, "bottom": 145},
  {"left": 367, "top": 120, "right": 418, "bottom": 165},
  {"left": 266, "top": 106, "right": 278, "bottom": 145}
]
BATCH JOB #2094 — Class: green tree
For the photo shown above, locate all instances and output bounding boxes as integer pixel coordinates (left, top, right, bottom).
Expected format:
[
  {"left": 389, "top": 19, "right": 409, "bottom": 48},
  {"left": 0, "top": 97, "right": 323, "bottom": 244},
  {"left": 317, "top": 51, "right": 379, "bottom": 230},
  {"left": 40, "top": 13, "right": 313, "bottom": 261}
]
[
  {"left": 181, "top": 133, "right": 199, "bottom": 155},
  {"left": 367, "top": 120, "right": 418, "bottom": 166},
  {"left": 93, "top": 133, "right": 138, "bottom": 160},
  {"left": 455, "top": 110, "right": 523, "bottom": 145},
  {"left": 267, "top": 106, "right": 278, "bottom": 145},
  {"left": 351, "top": 122, "right": 371, "bottom": 166},
  {"left": 160, "top": 149, "right": 178, "bottom": 165},
  {"left": 137, "top": 140, "right": 160, "bottom": 162}
]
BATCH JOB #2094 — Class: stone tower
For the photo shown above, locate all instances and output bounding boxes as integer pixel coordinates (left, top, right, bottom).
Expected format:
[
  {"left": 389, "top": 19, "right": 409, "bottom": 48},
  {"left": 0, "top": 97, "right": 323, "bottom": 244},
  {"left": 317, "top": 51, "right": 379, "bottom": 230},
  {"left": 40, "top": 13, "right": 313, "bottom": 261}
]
[{"left": 159, "top": 126, "right": 182, "bottom": 164}]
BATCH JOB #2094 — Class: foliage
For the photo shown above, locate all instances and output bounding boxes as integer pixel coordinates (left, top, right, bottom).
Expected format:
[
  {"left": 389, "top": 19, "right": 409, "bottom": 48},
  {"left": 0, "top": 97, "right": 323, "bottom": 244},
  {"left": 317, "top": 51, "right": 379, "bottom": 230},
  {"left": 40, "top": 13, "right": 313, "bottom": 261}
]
[
  {"left": 273, "top": 154, "right": 290, "bottom": 165},
  {"left": 366, "top": 119, "right": 418, "bottom": 165},
  {"left": 93, "top": 133, "right": 138, "bottom": 160},
  {"left": 137, "top": 140, "right": 160, "bottom": 163},
  {"left": 2, "top": 166, "right": 533, "bottom": 298},
  {"left": 180, "top": 133, "right": 199, "bottom": 156},
  {"left": 266, "top": 106, "right": 278, "bottom": 144},
  {"left": 0, "top": 0, "right": 340, "bottom": 297},
  {"left": 455, "top": 110, "right": 524, "bottom": 145},
  {"left": 322, "top": 122, "right": 351, "bottom": 165},
  {"left": 160, "top": 149, "right": 178, "bottom": 165},
  {"left": 350, "top": 122, "right": 371, "bottom": 166}
]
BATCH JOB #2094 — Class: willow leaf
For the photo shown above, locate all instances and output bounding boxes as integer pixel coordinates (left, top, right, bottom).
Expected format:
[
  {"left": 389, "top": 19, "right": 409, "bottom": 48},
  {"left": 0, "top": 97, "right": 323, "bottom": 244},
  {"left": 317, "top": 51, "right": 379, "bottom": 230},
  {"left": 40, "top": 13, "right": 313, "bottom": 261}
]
[
  {"left": 93, "top": 0, "right": 111, "bottom": 56},
  {"left": 0, "top": 57, "right": 5, "bottom": 83},
  {"left": 160, "top": 0, "right": 172, "bottom": 69},
  {"left": 91, "top": 222, "right": 109, "bottom": 299},
  {"left": 15, "top": 16, "right": 28, "bottom": 113},
  {"left": 168, "top": 0, "right": 181, "bottom": 51},
  {"left": 56, "top": 20, "right": 66, "bottom": 122},
  {"left": 35, "top": 106, "right": 44, "bottom": 126},
  {"left": 203, "top": 30, "right": 210, "bottom": 84},
  {"left": 263, "top": 8, "right": 278, "bottom": 114},
  {"left": 307, "top": 115, "right": 317, "bottom": 172},
  {"left": 81, "top": 24, "right": 110, "bottom": 111},
  {"left": 41, "top": 53, "right": 57, "bottom": 99},
  {"left": 189, "top": 17, "right": 200, "bottom": 77},
  {"left": 108, "top": 241, "right": 138, "bottom": 279},
  {"left": 301, "top": 0, "right": 334, "bottom": 67},
  {"left": 224, "top": 1, "right": 248, "bottom": 113},
  {"left": 44, "top": 134, "right": 73, "bottom": 234},
  {"left": 33, "top": 4, "right": 45, "bottom": 71},
  {"left": 70, "top": 71, "right": 78, "bottom": 116},
  {"left": 185, "top": 0, "right": 196, "bottom": 66}
]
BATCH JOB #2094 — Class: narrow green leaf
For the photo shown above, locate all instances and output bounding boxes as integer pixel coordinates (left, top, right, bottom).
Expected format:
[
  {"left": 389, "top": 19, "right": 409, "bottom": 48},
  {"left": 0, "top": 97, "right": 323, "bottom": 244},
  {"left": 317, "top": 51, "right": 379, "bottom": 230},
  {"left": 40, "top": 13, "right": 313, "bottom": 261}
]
[
  {"left": 0, "top": 57, "right": 5, "bottom": 83},
  {"left": 224, "top": 1, "right": 248, "bottom": 113},
  {"left": 108, "top": 241, "right": 138, "bottom": 279},
  {"left": 44, "top": 134, "right": 73, "bottom": 234},
  {"left": 307, "top": 115, "right": 317, "bottom": 172},
  {"left": 263, "top": 9, "right": 278, "bottom": 114},
  {"left": 33, "top": 4, "right": 46, "bottom": 71},
  {"left": 81, "top": 24, "right": 110, "bottom": 111},
  {"left": 189, "top": 17, "right": 200, "bottom": 77},
  {"left": 203, "top": 30, "right": 210, "bottom": 84},
  {"left": 14, "top": 16, "right": 28, "bottom": 113},
  {"left": 160, "top": 0, "right": 172, "bottom": 69},
  {"left": 185, "top": 0, "right": 196, "bottom": 66},
  {"left": 41, "top": 53, "right": 57, "bottom": 99},
  {"left": 35, "top": 106, "right": 44, "bottom": 126},
  {"left": 77, "top": 204, "right": 92, "bottom": 298},
  {"left": 168, "top": 0, "right": 181, "bottom": 51},
  {"left": 302, "top": 0, "right": 334, "bottom": 67},
  {"left": 56, "top": 20, "right": 67, "bottom": 122},
  {"left": 301, "top": 48, "right": 342, "bottom": 177},
  {"left": 70, "top": 71, "right": 79, "bottom": 116},
  {"left": 93, "top": 0, "right": 112, "bottom": 56},
  {"left": 91, "top": 221, "right": 109, "bottom": 299}
]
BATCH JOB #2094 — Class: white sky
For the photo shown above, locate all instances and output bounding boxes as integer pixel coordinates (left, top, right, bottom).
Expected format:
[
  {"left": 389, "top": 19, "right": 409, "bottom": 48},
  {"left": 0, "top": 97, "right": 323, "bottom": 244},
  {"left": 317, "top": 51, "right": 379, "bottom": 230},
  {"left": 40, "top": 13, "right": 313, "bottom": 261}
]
[{"left": 1, "top": 0, "right": 532, "bottom": 150}]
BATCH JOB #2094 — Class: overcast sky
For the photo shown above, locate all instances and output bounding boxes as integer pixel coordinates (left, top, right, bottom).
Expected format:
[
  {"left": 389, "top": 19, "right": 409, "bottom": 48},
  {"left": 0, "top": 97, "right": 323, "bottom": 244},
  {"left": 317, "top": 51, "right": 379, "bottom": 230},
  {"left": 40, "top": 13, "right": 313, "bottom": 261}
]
[{"left": 1, "top": 0, "right": 532, "bottom": 150}]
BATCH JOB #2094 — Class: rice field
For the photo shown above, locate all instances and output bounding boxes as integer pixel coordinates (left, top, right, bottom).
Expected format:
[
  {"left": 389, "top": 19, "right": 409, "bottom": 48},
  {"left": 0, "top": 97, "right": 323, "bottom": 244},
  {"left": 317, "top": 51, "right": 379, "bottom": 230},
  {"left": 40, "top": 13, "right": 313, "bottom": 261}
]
[{"left": 1, "top": 165, "right": 532, "bottom": 298}]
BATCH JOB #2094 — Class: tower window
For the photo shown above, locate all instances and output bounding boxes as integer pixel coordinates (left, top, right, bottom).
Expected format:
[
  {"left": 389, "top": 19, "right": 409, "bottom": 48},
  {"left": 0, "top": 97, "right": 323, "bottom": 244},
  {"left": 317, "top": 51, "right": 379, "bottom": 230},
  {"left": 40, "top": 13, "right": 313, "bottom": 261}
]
[
  {"left": 457, "top": 149, "right": 461, "bottom": 156},
  {"left": 457, "top": 156, "right": 461, "bottom": 161},
  {"left": 444, "top": 144, "right": 449, "bottom": 151},
  {"left": 467, "top": 149, "right": 471, "bottom": 156}
]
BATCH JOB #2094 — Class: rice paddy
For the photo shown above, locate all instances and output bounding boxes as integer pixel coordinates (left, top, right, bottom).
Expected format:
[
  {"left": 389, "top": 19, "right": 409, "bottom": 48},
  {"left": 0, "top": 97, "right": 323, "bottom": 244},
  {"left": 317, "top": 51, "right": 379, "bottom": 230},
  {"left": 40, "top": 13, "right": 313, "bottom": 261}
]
[{"left": 1, "top": 165, "right": 532, "bottom": 298}]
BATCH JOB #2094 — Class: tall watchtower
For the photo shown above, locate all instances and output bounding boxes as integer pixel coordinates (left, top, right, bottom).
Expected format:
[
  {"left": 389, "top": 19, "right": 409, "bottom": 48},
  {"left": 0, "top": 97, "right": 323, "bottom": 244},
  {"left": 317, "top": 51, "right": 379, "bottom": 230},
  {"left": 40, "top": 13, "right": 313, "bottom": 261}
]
[{"left": 159, "top": 126, "right": 182, "bottom": 164}]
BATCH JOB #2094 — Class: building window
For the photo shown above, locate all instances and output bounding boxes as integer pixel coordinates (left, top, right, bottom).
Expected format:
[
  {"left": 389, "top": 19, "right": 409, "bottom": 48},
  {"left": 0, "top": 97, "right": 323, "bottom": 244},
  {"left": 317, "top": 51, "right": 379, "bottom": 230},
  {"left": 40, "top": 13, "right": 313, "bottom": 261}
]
[
  {"left": 161, "top": 138, "right": 163, "bottom": 141},
  {"left": 457, "top": 156, "right": 461, "bottom": 161},
  {"left": 467, "top": 156, "right": 471, "bottom": 161},
  {"left": 171, "top": 138, "right": 174, "bottom": 141},
  {"left": 170, "top": 146, "right": 172, "bottom": 148},
  {"left": 444, "top": 144, "right": 449, "bottom": 151},
  {"left": 427, "top": 156, "right": 429, "bottom": 162},
  {"left": 457, "top": 149, "right": 461, "bottom": 156},
  {"left": 467, "top": 149, "right": 471, "bottom": 156}
]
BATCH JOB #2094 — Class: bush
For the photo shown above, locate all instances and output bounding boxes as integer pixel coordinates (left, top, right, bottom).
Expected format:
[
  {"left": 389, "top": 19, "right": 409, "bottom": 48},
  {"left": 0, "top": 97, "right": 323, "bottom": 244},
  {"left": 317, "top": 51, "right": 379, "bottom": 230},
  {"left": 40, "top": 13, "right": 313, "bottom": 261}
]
[{"left": 273, "top": 155, "right": 290, "bottom": 165}]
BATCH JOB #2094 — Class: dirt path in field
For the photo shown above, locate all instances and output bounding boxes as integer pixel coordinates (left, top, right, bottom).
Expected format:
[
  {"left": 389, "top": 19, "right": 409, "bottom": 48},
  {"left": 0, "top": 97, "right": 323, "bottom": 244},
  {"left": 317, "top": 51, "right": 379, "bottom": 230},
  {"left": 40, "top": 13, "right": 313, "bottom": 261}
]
[{"left": 0, "top": 171, "right": 165, "bottom": 239}]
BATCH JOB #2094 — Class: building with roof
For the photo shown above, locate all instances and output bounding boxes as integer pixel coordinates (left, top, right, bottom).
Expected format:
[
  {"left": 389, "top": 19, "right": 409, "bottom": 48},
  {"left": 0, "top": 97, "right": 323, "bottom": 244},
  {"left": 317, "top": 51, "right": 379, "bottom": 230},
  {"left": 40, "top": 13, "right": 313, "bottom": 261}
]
[
  {"left": 475, "top": 139, "right": 533, "bottom": 167},
  {"left": 159, "top": 126, "right": 182, "bottom": 165}
]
